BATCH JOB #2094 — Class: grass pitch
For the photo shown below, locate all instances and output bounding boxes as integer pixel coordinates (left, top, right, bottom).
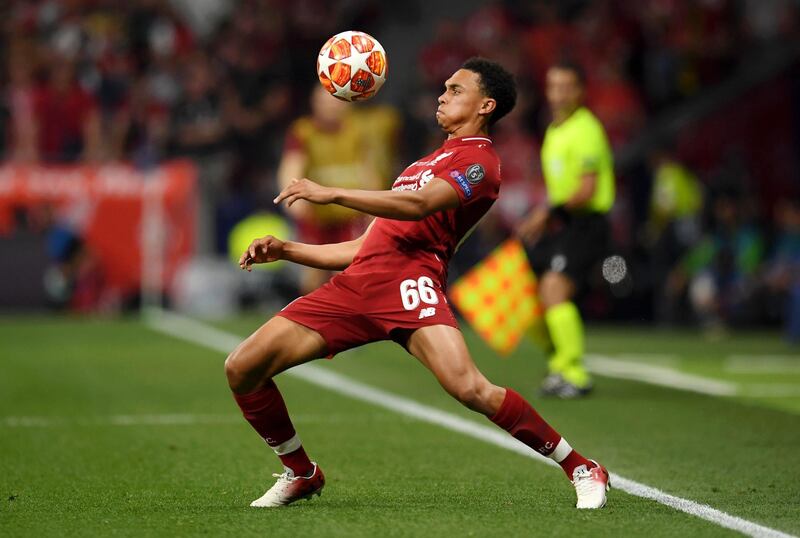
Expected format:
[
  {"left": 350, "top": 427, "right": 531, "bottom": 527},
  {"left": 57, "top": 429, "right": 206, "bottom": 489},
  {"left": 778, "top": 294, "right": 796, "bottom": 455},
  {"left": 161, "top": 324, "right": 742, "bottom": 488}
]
[{"left": 1, "top": 315, "right": 799, "bottom": 537}]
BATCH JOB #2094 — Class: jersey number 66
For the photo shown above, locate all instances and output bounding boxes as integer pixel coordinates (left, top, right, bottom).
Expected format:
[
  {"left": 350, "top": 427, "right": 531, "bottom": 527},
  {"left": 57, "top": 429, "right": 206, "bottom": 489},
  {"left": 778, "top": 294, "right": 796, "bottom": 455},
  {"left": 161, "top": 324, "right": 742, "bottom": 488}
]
[{"left": 400, "top": 277, "right": 440, "bottom": 311}]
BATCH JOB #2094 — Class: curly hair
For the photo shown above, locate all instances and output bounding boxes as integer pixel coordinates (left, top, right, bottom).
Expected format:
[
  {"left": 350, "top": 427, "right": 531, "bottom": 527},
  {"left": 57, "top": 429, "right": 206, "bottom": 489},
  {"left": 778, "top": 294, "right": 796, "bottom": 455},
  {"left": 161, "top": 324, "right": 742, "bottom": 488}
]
[{"left": 461, "top": 57, "right": 517, "bottom": 127}]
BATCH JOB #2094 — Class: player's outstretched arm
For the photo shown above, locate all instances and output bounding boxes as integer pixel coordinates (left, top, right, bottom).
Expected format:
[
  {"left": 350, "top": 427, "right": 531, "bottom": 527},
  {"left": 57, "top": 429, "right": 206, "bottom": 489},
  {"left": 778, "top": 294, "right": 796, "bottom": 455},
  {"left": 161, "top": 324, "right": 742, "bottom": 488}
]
[
  {"left": 274, "top": 177, "right": 460, "bottom": 221},
  {"left": 239, "top": 222, "right": 373, "bottom": 272}
]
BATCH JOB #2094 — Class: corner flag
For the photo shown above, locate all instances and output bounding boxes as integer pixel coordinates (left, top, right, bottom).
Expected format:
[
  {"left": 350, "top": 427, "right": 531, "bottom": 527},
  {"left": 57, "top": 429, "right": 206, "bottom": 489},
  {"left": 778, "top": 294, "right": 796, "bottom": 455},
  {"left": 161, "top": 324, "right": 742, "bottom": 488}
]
[{"left": 450, "top": 239, "right": 542, "bottom": 356}]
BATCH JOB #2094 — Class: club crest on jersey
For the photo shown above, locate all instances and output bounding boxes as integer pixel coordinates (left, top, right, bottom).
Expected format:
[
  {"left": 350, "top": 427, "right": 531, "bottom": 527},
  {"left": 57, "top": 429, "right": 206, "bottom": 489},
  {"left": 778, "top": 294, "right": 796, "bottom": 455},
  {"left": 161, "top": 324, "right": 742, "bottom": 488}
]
[
  {"left": 449, "top": 170, "right": 472, "bottom": 198},
  {"left": 466, "top": 164, "right": 485, "bottom": 184}
]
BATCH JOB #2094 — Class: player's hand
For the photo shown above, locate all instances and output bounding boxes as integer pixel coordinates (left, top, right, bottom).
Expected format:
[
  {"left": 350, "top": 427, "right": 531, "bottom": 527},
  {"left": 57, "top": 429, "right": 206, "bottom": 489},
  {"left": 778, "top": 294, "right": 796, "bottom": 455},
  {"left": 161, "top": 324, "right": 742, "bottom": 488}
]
[
  {"left": 239, "top": 235, "right": 285, "bottom": 271},
  {"left": 517, "top": 207, "right": 549, "bottom": 244},
  {"left": 274, "top": 178, "right": 336, "bottom": 208}
]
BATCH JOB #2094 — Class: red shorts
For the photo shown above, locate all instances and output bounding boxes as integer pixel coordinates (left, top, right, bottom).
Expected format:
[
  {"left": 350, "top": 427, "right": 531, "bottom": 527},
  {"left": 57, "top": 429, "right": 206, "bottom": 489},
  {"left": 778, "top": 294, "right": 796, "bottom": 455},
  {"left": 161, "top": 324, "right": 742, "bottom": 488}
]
[{"left": 277, "top": 268, "right": 459, "bottom": 356}]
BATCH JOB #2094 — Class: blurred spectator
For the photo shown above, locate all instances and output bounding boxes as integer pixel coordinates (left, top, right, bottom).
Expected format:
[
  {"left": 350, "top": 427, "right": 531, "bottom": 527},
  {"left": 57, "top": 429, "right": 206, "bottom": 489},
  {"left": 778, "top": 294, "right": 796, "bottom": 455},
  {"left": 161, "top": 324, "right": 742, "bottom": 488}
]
[
  {"left": 585, "top": 58, "right": 645, "bottom": 150},
  {"left": 170, "top": 51, "right": 231, "bottom": 255},
  {"left": 170, "top": 52, "right": 227, "bottom": 156},
  {"left": 218, "top": 1, "right": 292, "bottom": 192},
  {"left": 491, "top": 93, "right": 543, "bottom": 233},
  {"left": 127, "top": 0, "right": 195, "bottom": 74},
  {"left": 111, "top": 78, "right": 171, "bottom": 168},
  {"left": 0, "top": 0, "right": 798, "bottom": 331},
  {"left": 277, "top": 85, "right": 381, "bottom": 294},
  {"left": 353, "top": 104, "right": 402, "bottom": 185},
  {"left": 637, "top": 1, "right": 683, "bottom": 108},
  {"left": 742, "top": 0, "right": 799, "bottom": 42},
  {"left": 521, "top": 1, "right": 571, "bottom": 86},
  {"left": 647, "top": 148, "right": 703, "bottom": 243},
  {"left": 401, "top": 83, "right": 444, "bottom": 160},
  {"left": 464, "top": 3, "right": 529, "bottom": 86},
  {"left": 418, "top": 20, "right": 478, "bottom": 90},
  {"left": 5, "top": 41, "right": 39, "bottom": 162},
  {"left": 1, "top": 0, "right": 793, "bottom": 167},
  {"left": 760, "top": 199, "right": 800, "bottom": 342},
  {"left": 463, "top": 3, "right": 514, "bottom": 57},
  {"left": 34, "top": 56, "right": 103, "bottom": 162},
  {"left": 646, "top": 146, "right": 704, "bottom": 322},
  {"left": 45, "top": 222, "right": 106, "bottom": 312},
  {"left": 666, "top": 192, "right": 763, "bottom": 332}
]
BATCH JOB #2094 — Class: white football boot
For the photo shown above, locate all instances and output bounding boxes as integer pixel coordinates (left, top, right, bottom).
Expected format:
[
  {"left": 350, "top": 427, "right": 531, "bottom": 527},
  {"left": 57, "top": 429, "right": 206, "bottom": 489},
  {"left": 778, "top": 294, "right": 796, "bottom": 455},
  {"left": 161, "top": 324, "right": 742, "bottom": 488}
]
[
  {"left": 572, "top": 459, "right": 610, "bottom": 509},
  {"left": 250, "top": 463, "right": 325, "bottom": 508}
]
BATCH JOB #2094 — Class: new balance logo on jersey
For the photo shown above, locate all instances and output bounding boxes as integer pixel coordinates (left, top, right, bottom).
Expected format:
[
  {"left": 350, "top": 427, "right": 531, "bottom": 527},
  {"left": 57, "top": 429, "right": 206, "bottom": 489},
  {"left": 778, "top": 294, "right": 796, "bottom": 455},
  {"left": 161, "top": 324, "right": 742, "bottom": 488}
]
[{"left": 418, "top": 307, "right": 436, "bottom": 319}]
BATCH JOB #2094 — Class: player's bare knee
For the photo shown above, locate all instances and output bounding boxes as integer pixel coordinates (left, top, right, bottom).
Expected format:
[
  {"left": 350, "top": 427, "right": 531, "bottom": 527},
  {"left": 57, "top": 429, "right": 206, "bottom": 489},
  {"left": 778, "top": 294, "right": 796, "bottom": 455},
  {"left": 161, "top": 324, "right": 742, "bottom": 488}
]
[
  {"left": 452, "top": 387, "right": 479, "bottom": 409},
  {"left": 224, "top": 348, "right": 247, "bottom": 391},
  {"left": 224, "top": 342, "right": 270, "bottom": 393},
  {"left": 451, "top": 377, "right": 501, "bottom": 414},
  {"left": 449, "top": 379, "right": 484, "bottom": 410},
  {"left": 478, "top": 382, "right": 507, "bottom": 415}
]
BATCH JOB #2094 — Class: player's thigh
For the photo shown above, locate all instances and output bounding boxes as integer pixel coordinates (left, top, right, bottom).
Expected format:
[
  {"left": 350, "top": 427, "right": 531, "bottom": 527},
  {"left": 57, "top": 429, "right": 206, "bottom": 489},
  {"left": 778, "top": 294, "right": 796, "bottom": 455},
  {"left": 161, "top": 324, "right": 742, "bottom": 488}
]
[
  {"left": 406, "top": 325, "right": 504, "bottom": 414},
  {"left": 225, "top": 316, "right": 327, "bottom": 391}
]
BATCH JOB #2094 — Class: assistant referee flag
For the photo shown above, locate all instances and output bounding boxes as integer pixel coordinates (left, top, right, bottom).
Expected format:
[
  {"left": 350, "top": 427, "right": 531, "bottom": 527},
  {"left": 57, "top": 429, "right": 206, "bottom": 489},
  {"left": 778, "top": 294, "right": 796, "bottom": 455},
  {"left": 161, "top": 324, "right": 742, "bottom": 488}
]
[{"left": 450, "top": 239, "right": 542, "bottom": 355}]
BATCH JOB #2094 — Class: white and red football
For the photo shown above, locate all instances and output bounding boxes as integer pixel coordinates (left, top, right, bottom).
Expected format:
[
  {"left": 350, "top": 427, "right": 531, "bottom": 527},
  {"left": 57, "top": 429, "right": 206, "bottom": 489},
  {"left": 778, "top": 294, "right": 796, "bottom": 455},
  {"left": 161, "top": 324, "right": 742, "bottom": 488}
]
[{"left": 317, "top": 30, "right": 388, "bottom": 102}]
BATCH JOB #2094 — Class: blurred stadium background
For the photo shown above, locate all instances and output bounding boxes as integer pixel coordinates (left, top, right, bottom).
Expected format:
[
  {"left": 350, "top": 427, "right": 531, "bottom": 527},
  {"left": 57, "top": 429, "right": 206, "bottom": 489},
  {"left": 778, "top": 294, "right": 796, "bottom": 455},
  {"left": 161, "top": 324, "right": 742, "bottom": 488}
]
[
  {"left": 2, "top": 0, "right": 799, "bottom": 332},
  {"left": 1, "top": 1, "right": 799, "bottom": 536}
]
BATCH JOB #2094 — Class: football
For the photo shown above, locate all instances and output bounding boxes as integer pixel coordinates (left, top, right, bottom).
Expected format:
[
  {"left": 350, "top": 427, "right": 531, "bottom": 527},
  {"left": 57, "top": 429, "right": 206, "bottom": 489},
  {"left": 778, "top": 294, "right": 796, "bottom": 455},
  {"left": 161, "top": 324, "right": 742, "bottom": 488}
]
[{"left": 317, "top": 30, "right": 388, "bottom": 102}]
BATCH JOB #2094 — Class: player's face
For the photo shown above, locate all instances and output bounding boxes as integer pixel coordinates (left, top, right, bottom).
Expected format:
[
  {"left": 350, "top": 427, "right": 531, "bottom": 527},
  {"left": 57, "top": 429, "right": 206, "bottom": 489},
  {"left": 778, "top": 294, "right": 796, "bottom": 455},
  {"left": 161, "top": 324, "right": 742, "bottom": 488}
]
[
  {"left": 546, "top": 67, "right": 583, "bottom": 118},
  {"left": 436, "top": 69, "right": 488, "bottom": 131}
]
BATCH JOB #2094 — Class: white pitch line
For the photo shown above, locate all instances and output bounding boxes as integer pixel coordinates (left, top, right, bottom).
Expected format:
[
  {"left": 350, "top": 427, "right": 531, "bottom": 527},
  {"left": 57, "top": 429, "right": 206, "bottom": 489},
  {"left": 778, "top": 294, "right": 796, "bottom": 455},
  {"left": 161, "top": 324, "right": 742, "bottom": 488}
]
[
  {"left": 586, "top": 354, "right": 738, "bottom": 396},
  {"left": 725, "top": 355, "right": 800, "bottom": 374},
  {"left": 0, "top": 412, "right": 392, "bottom": 428},
  {"left": 0, "top": 414, "right": 242, "bottom": 427},
  {"left": 586, "top": 355, "right": 800, "bottom": 399},
  {"left": 615, "top": 353, "right": 681, "bottom": 367},
  {"left": 145, "top": 310, "right": 796, "bottom": 538},
  {"left": 741, "top": 385, "right": 800, "bottom": 398}
]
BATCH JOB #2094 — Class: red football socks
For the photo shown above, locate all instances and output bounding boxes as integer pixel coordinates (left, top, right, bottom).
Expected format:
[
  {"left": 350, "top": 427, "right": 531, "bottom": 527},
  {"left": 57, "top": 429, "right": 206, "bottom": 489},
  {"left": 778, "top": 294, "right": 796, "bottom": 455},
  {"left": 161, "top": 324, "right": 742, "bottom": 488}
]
[
  {"left": 233, "top": 379, "right": 314, "bottom": 477},
  {"left": 490, "top": 388, "right": 592, "bottom": 478}
]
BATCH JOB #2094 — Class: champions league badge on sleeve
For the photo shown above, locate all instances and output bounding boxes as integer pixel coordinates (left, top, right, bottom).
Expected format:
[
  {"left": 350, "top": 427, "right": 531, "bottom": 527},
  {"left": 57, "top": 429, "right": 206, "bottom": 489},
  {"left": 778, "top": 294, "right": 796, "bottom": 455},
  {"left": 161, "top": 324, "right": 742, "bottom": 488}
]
[
  {"left": 466, "top": 164, "right": 485, "bottom": 184},
  {"left": 449, "top": 170, "right": 473, "bottom": 198}
]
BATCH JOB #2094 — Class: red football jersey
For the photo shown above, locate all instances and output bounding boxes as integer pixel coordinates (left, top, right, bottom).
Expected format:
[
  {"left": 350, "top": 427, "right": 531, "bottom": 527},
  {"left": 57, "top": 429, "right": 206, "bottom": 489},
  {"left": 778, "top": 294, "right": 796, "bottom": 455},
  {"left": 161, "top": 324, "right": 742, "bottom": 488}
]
[
  {"left": 345, "top": 135, "right": 501, "bottom": 285},
  {"left": 278, "top": 136, "right": 500, "bottom": 353}
]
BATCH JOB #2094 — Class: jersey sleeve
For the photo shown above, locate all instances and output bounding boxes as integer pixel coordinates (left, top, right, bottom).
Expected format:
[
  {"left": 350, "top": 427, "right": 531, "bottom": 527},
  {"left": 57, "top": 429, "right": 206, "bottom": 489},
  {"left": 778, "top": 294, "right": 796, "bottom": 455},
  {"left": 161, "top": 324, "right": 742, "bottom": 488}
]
[
  {"left": 437, "top": 148, "right": 500, "bottom": 207},
  {"left": 575, "top": 122, "right": 610, "bottom": 175},
  {"left": 282, "top": 121, "right": 306, "bottom": 153}
]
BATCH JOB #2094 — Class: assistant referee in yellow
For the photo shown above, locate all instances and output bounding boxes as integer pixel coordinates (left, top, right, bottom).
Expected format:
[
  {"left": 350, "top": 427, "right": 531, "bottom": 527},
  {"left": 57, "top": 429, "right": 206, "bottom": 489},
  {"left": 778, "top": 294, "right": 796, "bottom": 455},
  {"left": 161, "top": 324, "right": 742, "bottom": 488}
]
[{"left": 518, "top": 60, "right": 615, "bottom": 398}]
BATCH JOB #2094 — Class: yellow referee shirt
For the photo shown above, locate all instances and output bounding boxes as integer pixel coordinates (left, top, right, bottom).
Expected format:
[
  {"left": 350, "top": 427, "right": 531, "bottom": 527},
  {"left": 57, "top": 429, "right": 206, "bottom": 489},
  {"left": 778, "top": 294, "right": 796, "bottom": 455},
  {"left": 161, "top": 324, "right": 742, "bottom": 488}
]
[{"left": 540, "top": 107, "right": 615, "bottom": 213}]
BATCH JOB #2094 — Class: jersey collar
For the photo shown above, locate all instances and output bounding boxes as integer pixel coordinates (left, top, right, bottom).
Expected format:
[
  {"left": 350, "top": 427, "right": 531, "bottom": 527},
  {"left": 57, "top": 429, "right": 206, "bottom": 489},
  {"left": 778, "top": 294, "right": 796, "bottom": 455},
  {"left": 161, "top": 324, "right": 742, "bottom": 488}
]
[
  {"left": 442, "top": 135, "right": 493, "bottom": 149},
  {"left": 550, "top": 106, "right": 588, "bottom": 129}
]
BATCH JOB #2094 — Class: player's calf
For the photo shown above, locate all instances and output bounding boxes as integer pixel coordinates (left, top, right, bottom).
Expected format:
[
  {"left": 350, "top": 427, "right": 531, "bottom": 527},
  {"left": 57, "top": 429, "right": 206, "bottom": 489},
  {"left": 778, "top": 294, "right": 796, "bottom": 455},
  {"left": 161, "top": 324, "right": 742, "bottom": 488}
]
[
  {"left": 489, "top": 388, "right": 610, "bottom": 508},
  {"left": 227, "top": 317, "right": 329, "bottom": 504}
]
